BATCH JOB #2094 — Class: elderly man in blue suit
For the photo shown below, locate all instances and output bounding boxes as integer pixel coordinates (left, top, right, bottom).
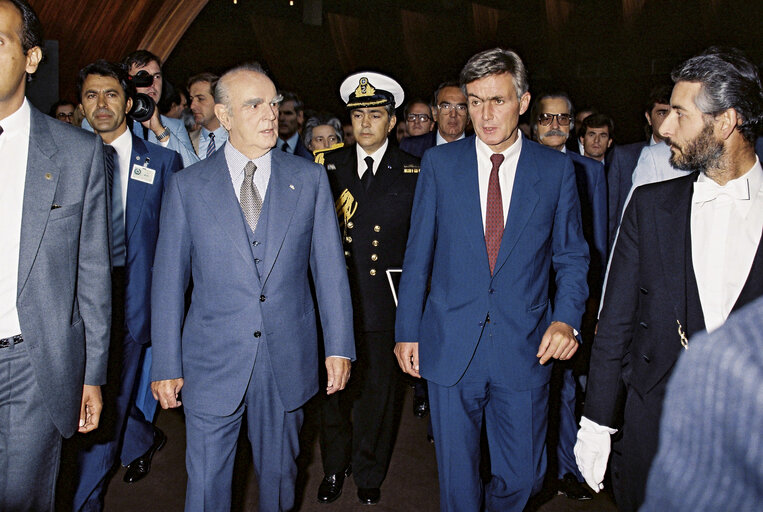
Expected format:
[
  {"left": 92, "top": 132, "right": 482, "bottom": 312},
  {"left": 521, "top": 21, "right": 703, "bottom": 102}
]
[
  {"left": 529, "top": 91, "right": 606, "bottom": 501},
  {"left": 69, "top": 59, "right": 182, "bottom": 512},
  {"left": 395, "top": 48, "right": 589, "bottom": 512},
  {"left": 150, "top": 63, "right": 355, "bottom": 512}
]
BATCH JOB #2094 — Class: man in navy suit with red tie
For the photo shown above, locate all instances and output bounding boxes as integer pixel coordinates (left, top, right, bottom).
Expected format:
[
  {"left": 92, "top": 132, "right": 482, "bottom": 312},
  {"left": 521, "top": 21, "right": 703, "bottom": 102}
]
[{"left": 395, "top": 48, "right": 589, "bottom": 512}]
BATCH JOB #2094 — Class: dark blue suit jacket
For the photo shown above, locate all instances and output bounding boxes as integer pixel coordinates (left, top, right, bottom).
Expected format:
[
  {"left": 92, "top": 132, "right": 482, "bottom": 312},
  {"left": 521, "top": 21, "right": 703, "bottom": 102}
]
[
  {"left": 123, "top": 135, "right": 182, "bottom": 345},
  {"left": 568, "top": 151, "right": 607, "bottom": 274},
  {"left": 396, "top": 136, "right": 589, "bottom": 389},
  {"left": 606, "top": 141, "right": 648, "bottom": 250},
  {"left": 399, "top": 131, "right": 436, "bottom": 158}
]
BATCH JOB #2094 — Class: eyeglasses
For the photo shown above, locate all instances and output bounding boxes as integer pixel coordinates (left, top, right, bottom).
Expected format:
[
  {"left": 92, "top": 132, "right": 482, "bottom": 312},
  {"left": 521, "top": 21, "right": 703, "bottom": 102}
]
[
  {"left": 438, "top": 103, "right": 467, "bottom": 114},
  {"left": 56, "top": 112, "right": 74, "bottom": 119},
  {"left": 406, "top": 113, "right": 432, "bottom": 123},
  {"left": 537, "top": 113, "right": 572, "bottom": 126}
]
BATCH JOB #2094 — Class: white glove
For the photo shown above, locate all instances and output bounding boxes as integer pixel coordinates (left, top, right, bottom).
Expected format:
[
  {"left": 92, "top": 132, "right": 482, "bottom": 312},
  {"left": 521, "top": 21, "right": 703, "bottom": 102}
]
[{"left": 574, "top": 416, "right": 617, "bottom": 492}]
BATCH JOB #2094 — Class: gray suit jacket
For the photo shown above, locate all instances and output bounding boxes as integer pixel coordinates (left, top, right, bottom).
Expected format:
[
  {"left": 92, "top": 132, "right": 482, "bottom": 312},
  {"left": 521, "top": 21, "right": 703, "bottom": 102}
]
[{"left": 17, "top": 106, "right": 111, "bottom": 437}]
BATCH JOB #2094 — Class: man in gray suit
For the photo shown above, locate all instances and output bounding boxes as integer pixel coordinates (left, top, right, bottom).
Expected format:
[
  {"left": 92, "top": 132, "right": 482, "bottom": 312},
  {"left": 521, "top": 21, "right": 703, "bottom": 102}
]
[
  {"left": 0, "top": 1, "right": 111, "bottom": 510},
  {"left": 150, "top": 63, "right": 355, "bottom": 511}
]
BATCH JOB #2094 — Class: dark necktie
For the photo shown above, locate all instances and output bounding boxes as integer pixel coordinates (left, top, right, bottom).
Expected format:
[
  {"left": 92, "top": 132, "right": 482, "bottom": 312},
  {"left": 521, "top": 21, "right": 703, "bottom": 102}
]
[
  {"left": 103, "top": 144, "right": 117, "bottom": 195},
  {"left": 240, "top": 161, "right": 263, "bottom": 232},
  {"left": 281, "top": 141, "right": 289, "bottom": 152},
  {"left": 206, "top": 132, "right": 216, "bottom": 158},
  {"left": 0, "top": 125, "right": 4, "bottom": 136},
  {"left": 485, "top": 153, "right": 505, "bottom": 275},
  {"left": 361, "top": 156, "right": 374, "bottom": 191},
  {"left": 142, "top": 125, "right": 149, "bottom": 141}
]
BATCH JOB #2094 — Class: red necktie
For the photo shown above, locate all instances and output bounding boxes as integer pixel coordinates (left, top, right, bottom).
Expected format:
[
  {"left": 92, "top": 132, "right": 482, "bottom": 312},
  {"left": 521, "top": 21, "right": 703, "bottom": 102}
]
[{"left": 485, "top": 153, "right": 505, "bottom": 275}]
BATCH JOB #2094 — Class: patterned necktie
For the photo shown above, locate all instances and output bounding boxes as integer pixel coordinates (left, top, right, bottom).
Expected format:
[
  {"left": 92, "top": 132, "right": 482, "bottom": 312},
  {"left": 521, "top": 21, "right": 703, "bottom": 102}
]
[
  {"left": 240, "top": 161, "right": 263, "bottom": 232},
  {"left": 361, "top": 156, "right": 374, "bottom": 191},
  {"left": 206, "top": 132, "right": 216, "bottom": 159},
  {"left": 485, "top": 153, "right": 505, "bottom": 275}
]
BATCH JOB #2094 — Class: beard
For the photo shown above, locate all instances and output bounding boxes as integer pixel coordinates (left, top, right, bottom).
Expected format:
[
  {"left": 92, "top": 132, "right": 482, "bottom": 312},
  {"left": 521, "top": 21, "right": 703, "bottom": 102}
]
[{"left": 666, "top": 121, "right": 724, "bottom": 174}]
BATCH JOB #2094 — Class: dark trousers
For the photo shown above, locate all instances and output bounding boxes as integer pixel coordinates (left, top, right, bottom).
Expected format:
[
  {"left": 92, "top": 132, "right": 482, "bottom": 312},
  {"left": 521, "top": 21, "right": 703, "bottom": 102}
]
[
  {"left": 319, "top": 330, "right": 403, "bottom": 488},
  {"left": 68, "top": 268, "right": 154, "bottom": 511},
  {"left": 428, "top": 333, "right": 549, "bottom": 512},
  {"left": 0, "top": 342, "right": 61, "bottom": 512}
]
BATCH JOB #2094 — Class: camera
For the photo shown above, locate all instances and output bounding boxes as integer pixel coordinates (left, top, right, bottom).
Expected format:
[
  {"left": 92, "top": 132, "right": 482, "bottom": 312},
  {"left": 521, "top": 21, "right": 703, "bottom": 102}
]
[{"left": 127, "top": 70, "right": 156, "bottom": 123}]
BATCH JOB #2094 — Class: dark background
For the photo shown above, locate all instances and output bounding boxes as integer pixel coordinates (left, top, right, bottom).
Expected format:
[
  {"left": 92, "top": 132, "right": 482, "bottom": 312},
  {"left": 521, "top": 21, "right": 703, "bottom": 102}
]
[{"left": 163, "top": 0, "right": 763, "bottom": 143}]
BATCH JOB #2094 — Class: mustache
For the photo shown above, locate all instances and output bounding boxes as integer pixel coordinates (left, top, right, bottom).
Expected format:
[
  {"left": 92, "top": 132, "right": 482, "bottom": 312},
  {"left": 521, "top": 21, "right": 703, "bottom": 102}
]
[{"left": 541, "top": 129, "right": 567, "bottom": 138}]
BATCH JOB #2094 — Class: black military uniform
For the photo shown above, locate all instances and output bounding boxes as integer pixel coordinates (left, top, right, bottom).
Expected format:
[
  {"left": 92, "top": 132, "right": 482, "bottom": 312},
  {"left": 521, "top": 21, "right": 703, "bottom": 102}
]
[{"left": 317, "top": 71, "right": 420, "bottom": 506}]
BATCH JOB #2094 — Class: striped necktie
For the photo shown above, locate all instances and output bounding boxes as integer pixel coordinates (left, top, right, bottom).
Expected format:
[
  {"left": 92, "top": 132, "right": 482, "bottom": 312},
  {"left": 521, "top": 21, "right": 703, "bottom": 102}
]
[{"left": 206, "top": 132, "right": 216, "bottom": 158}]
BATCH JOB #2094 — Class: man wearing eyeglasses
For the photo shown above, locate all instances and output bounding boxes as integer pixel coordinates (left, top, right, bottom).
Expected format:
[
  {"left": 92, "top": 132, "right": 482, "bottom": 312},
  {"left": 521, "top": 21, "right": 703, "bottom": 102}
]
[
  {"left": 49, "top": 99, "right": 75, "bottom": 124},
  {"left": 530, "top": 92, "right": 607, "bottom": 502},
  {"left": 400, "top": 81, "right": 469, "bottom": 158},
  {"left": 403, "top": 99, "right": 434, "bottom": 138}
]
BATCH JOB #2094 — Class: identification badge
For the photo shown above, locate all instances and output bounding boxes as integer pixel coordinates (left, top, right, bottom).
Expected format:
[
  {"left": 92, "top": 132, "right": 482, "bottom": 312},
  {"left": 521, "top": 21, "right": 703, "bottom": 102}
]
[{"left": 131, "top": 164, "right": 156, "bottom": 184}]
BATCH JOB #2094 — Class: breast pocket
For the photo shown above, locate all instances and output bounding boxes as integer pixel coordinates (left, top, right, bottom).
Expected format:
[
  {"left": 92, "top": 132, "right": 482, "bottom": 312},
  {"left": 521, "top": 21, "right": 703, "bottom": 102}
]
[{"left": 48, "top": 202, "right": 82, "bottom": 221}]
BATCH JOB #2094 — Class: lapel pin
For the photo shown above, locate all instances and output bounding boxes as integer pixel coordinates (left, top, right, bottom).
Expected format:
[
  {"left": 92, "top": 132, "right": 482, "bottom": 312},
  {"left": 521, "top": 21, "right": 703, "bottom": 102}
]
[
  {"left": 45, "top": 173, "right": 52, "bottom": 180},
  {"left": 289, "top": 184, "right": 295, "bottom": 190}
]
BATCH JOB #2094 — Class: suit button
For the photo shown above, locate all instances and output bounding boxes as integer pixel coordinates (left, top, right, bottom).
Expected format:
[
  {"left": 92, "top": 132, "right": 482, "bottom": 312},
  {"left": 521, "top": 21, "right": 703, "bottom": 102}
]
[
  {"left": 252, "top": 240, "right": 260, "bottom": 246},
  {"left": 640, "top": 287, "right": 648, "bottom": 295},
  {"left": 640, "top": 321, "right": 648, "bottom": 329},
  {"left": 254, "top": 258, "right": 260, "bottom": 263},
  {"left": 369, "top": 269, "right": 377, "bottom": 276},
  {"left": 489, "top": 288, "right": 494, "bottom": 294},
  {"left": 373, "top": 225, "right": 381, "bottom": 232},
  {"left": 260, "top": 295, "right": 266, "bottom": 302},
  {"left": 371, "top": 254, "right": 378, "bottom": 261},
  {"left": 347, "top": 221, "right": 354, "bottom": 229},
  {"left": 253, "top": 331, "right": 261, "bottom": 338},
  {"left": 345, "top": 236, "right": 353, "bottom": 243},
  {"left": 372, "top": 240, "right": 379, "bottom": 247},
  {"left": 344, "top": 251, "right": 351, "bottom": 257}
]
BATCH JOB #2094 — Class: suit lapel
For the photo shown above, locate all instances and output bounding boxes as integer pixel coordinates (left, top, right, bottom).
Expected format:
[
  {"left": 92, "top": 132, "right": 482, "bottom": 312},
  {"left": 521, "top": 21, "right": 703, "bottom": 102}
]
[
  {"left": 124, "top": 135, "right": 150, "bottom": 243},
  {"left": 367, "top": 146, "right": 401, "bottom": 197},
  {"left": 732, "top": 225, "right": 763, "bottom": 312},
  {"left": 199, "top": 147, "right": 257, "bottom": 274},
  {"left": 452, "top": 139, "right": 490, "bottom": 266},
  {"left": 261, "top": 150, "right": 301, "bottom": 284},
  {"left": 654, "top": 174, "right": 699, "bottom": 327},
  {"left": 18, "top": 108, "right": 60, "bottom": 294},
  {"left": 492, "top": 142, "right": 540, "bottom": 276}
]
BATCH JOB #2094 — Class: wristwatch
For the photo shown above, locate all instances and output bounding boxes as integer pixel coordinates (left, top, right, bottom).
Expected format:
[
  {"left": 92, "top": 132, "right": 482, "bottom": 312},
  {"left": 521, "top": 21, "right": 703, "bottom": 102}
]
[{"left": 156, "top": 126, "right": 171, "bottom": 142}]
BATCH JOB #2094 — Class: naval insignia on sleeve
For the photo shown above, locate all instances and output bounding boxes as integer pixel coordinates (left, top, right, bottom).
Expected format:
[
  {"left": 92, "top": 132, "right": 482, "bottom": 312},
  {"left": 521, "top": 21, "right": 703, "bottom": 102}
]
[{"left": 403, "top": 165, "right": 420, "bottom": 174}]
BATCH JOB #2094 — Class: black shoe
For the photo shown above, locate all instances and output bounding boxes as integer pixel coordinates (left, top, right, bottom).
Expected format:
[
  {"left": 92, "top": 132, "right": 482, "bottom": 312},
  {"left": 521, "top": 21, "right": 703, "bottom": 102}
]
[
  {"left": 412, "top": 396, "right": 429, "bottom": 418},
  {"left": 123, "top": 426, "right": 167, "bottom": 483},
  {"left": 557, "top": 472, "right": 593, "bottom": 500},
  {"left": 357, "top": 487, "right": 380, "bottom": 505},
  {"left": 317, "top": 466, "right": 351, "bottom": 504}
]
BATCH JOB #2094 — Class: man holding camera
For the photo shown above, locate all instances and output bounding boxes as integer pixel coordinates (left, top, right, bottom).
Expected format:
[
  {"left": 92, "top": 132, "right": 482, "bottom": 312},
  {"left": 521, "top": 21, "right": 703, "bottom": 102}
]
[{"left": 69, "top": 59, "right": 182, "bottom": 512}]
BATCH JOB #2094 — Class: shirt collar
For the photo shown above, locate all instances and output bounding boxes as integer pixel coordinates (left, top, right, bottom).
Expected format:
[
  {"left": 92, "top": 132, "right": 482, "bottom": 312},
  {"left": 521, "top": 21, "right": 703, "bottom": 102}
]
[
  {"left": 475, "top": 131, "right": 523, "bottom": 163},
  {"left": 225, "top": 140, "right": 271, "bottom": 178},
  {"left": 109, "top": 127, "right": 132, "bottom": 152},
  {"left": 0, "top": 98, "right": 31, "bottom": 136},
  {"left": 695, "top": 157, "right": 763, "bottom": 218},
  {"left": 436, "top": 130, "right": 465, "bottom": 145},
  {"left": 357, "top": 138, "right": 388, "bottom": 161}
]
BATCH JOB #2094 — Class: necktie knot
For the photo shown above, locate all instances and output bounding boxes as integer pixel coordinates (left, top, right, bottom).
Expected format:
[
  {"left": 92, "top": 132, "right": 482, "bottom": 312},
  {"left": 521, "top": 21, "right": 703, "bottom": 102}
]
[
  {"left": 361, "top": 156, "right": 374, "bottom": 191},
  {"left": 490, "top": 153, "right": 505, "bottom": 170}
]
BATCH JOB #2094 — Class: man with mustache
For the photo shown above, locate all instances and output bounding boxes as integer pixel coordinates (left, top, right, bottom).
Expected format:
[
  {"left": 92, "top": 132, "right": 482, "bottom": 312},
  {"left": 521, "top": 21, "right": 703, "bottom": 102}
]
[
  {"left": 530, "top": 91, "right": 607, "bottom": 501},
  {"left": 70, "top": 59, "right": 182, "bottom": 511},
  {"left": 576, "top": 46, "right": 763, "bottom": 512}
]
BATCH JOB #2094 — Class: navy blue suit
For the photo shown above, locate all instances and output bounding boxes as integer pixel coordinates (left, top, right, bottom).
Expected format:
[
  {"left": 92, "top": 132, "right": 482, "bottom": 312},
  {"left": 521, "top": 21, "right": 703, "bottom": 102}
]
[
  {"left": 72, "top": 134, "right": 181, "bottom": 511},
  {"left": 606, "top": 142, "right": 648, "bottom": 251},
  {"left": 396, "top": 136, "right": 589, "bottom": 511},
  {"left": 399, "top": 131, "right": 436, "bottom": 158}
]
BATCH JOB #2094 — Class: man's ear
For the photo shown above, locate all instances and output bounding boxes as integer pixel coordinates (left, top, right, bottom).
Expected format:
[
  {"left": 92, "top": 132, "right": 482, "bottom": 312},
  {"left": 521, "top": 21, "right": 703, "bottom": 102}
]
[
  {"left": 215, "top": 104, "right": 230, "bottom": 131},
  {"left": 519, "top": 91, "right": 531, "bottom": 115},
  {"left": 124, "top": 97, "right": 133, "bottom": 115},
  {"left": 387, "top": 114, "right": 397, "bottom": 134},
  {"left": 715, "top": 108, "right": 738, "bottom": 141},
  {"left": 25, "top": 46, "right": 42, "bottom": 75}
]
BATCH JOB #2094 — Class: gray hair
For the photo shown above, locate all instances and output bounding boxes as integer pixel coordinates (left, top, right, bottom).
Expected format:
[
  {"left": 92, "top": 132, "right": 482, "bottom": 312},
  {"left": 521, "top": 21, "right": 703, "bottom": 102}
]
[
  {"left": 304, "top": 115, "right": 343, "bottom": 146},
  {"left": 214, "top": 62, "right": 269, "bottom": 115},
  {"left": 671, "top": 46, "right": 763, "bottom": 145},
  {"left": 460, "top": 48, "right": 529, "bottom": 101}
]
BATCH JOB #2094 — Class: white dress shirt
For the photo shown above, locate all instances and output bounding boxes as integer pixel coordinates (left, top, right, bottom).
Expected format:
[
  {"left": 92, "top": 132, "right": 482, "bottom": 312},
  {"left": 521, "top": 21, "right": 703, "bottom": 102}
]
[
  {"left": 691, "top": 159, "right": 763, "bottom": 332},
  {"left": 0, "top": 99, "right": 31, "bottom": 338},
  {"left": 436, "top": 131, "right": 465, "bottom": 146},
  {"left": 475, "top": 132, "right": 523, "bottom": 231},
  {"left": 356, "top": 139, "right": 389, "bottom": 179}
]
